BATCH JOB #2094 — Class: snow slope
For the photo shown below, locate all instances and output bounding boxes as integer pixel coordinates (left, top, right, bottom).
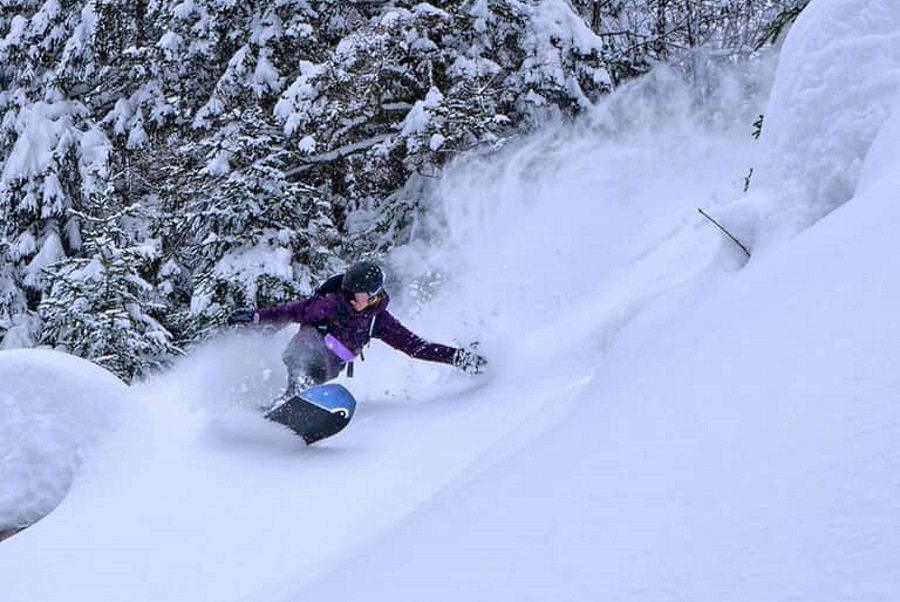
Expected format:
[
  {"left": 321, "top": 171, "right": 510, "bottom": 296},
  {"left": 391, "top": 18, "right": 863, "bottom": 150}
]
[
  {"left": 3, "top": 0, "right": 900, "bottom": 600},
  {"left": 297, "top": 92, "right": 900, "bottom": 602}
]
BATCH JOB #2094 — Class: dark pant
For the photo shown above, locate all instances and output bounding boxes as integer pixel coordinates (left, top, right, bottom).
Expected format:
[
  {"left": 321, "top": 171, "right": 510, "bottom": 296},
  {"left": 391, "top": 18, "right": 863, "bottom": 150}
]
[{"left": 282, "top": 326, "right": 345, "bottom": 387}]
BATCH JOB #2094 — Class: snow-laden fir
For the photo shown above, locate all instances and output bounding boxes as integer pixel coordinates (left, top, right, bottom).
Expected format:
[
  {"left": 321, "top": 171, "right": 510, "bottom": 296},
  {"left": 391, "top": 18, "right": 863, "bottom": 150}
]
[{"left": 2, "top": 0, "right": 900, "bottom": 600}]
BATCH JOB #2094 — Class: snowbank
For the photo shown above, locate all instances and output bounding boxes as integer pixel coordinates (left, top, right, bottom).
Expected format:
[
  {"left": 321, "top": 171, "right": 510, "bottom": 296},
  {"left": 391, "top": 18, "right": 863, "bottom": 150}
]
[
  {"left": 0, "top": 349, "right": 127, "bottom": 529},
  {"left": 752, "top": 0, "right": 900, "bottom": 241}
]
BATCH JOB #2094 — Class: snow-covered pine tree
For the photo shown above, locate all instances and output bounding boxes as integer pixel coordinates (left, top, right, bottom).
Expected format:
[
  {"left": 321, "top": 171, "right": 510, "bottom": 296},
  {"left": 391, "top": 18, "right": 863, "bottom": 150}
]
[
  {"left": 275, "top": 3, "right": 466, "bottom": 248},
  {"left": 0, "top": 93, "right": 87, "bottom": 344},
  {"left": 157, "top": 105, "right": 343, "bottom": 341},
  {"left": 473, "top": 0, "right": 612, "bottom": 118},
  {"left": 39, "top": 191, "right": 178, "bottom": 381},
  {"left": 0, "top": 233, "right": 30, "bottom": 347},
  {"left": 145, "top": 0, "right": 346, "bottom": 340},
  {"left": 571, "top": 0, "right": 804, "bottom": 89},
  {"left": 756, "top": 0, "right": 812, "bottom": 49},
  {"left": 0, "top": 0, "right": 145, "bottom": 350},
  {"left": 275, "top": 0, "right": 614, "bottom": 251}
]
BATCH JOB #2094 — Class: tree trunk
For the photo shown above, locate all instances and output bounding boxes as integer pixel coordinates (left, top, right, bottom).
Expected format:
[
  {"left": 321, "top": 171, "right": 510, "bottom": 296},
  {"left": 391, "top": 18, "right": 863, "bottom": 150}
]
[
  {"left": 591, "top": 0, "right": 602, "bottom": 31},
  {"left": 654, "top": 0, "right": 669, "bottom": 60}
]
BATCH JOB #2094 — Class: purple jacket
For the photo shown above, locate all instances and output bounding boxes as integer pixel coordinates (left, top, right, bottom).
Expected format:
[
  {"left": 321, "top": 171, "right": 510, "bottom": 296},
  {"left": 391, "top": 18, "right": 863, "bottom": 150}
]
[{"left": 256, "top": 292, "right": 457, "bottom": 364}]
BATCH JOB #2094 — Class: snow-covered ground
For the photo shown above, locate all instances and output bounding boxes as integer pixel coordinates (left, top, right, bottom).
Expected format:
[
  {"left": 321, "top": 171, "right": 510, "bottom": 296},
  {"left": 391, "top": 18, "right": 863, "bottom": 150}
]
[{"left": 3, "top": 0, "right": 900, "bottom": 600}]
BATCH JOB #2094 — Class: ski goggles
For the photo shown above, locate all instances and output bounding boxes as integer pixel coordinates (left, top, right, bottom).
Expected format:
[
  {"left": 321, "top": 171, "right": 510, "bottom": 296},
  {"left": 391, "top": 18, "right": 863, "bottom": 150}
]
[{"left": 343, "top": 290, "right": 383, "bottom": 306}]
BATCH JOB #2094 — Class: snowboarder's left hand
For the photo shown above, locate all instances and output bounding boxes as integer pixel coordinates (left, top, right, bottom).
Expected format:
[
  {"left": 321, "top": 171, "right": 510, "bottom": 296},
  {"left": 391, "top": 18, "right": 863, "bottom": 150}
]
[{"left": 453, "top": 347, "right": 487, "bottom": 375}]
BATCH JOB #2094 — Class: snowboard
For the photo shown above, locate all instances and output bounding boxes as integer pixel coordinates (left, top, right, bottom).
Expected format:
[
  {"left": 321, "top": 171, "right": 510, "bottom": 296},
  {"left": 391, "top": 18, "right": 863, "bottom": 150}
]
[{"left": 264, "top": 383, "right": 357, "bottom": 445}]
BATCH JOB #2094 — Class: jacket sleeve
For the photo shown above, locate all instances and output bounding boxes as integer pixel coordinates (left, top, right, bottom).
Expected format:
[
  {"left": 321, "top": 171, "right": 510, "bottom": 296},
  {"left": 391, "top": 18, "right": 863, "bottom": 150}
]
[
  {"left": 256, "top": 294, "right": 336, "bottom": 325},
  {"left": 373, "top": 311, "right": 457, "bottom": 364}
]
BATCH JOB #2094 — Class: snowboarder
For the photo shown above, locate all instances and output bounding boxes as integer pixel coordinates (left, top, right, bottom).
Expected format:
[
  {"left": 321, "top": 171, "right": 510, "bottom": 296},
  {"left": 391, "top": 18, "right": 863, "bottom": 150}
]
[{"left": 227, "top": 261, "right": 487, "bottom": 401}]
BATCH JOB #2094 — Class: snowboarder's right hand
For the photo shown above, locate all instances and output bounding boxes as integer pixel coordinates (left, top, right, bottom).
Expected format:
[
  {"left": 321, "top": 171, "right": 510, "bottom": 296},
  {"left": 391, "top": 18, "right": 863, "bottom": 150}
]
[
  {"left": 453, "top": 347, "right": 487, "bottom": 375},
  {"left": 227, "top": 308, "right": 259, "bottom": 325}
]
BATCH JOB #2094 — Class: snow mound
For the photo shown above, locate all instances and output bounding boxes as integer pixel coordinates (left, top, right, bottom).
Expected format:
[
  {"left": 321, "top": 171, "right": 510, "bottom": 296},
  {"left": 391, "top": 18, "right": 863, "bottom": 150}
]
[
  {"left": 0, "top": 349, "right": 127, "bottom": 529},
  {"left": 753, "top": 0, "right": 900, "bottom": 240}
]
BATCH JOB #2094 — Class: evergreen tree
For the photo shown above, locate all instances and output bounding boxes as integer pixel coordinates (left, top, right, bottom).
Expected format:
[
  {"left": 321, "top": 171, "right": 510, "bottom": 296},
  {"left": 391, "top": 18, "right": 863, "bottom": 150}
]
[
  {"left": 146, "top": 0, "right": 344, "bottom": 341},
  {"left": 755, "top": 0, "right": 811, "bottom": 49},
  {"left": 274, "top": 0, "right": 614, "bottom": 249},
  {"left": 571, "top": 0, "right": 810, "bottom": 87},
  {"left": 0, "top": 0, "right": 129, "bottom": 346},
  {"left": 158, "top": 105, "right": 343, "bottom": 342},
  {"left": 0, "top": 234, "right": 28, "bottom": 346},
  {"left": 39, "top": 192, "right": 178, "bottom": 381}
]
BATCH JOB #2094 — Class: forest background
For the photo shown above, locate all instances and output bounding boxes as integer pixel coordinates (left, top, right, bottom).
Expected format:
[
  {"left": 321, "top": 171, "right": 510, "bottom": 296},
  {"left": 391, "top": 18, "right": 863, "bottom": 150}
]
[{"left": 0, "top": 0, "right": 807, "bottom": 380}]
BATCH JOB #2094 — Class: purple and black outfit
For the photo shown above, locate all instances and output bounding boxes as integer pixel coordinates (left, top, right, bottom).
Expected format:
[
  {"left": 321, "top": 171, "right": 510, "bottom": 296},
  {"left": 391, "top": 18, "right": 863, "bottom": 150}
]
[{"left": 257, "top": 291, "right": 457, "bottom": 386}]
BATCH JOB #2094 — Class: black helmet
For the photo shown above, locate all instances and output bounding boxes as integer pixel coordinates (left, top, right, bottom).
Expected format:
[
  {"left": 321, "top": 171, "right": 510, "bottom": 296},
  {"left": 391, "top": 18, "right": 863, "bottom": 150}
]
[{"left": 341, "top": 261, "right": 385, "bottom": 296}]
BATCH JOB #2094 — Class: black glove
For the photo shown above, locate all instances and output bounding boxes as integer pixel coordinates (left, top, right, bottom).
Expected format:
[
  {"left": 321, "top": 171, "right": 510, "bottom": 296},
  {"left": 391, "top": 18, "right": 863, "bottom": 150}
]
[
  {"left": 453, "top": 347, "right": 487, "bottom": 375},
  {"left": 227, "top": 308, "right": 259, "bottom": 325}
]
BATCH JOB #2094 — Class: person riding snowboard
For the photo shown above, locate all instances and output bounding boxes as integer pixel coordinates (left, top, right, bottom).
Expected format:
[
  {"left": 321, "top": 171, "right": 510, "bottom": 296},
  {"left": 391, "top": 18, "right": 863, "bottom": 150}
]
[{"left": 227, "top": 261, "right": 487, "bottom": 401}]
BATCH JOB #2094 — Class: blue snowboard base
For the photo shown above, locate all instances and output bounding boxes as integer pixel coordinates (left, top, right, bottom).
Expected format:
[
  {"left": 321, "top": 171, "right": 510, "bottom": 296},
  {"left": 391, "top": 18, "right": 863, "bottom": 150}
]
[{"left": 264, "top": 383, "right": 357, "bottom": 445}]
